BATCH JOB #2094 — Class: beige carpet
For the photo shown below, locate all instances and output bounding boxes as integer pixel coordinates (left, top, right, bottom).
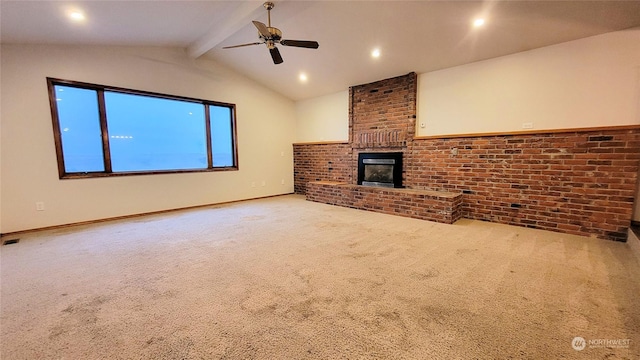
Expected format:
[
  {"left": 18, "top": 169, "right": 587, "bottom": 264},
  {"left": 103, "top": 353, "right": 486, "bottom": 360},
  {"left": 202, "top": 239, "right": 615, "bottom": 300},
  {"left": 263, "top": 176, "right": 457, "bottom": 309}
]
[{"left": 1, "top": 194, "right": 639, "bottom": 359}]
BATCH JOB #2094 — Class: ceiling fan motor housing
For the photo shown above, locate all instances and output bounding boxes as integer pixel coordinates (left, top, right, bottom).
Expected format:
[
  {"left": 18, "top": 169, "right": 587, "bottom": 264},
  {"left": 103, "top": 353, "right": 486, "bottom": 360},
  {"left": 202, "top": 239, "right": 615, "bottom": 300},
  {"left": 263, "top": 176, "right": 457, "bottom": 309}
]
[
  {"left": 261, "top": 27, "right": 282, "bottom": 41},
  {"left": 259, "top": 27, "right": 281, "bottom": 49}
]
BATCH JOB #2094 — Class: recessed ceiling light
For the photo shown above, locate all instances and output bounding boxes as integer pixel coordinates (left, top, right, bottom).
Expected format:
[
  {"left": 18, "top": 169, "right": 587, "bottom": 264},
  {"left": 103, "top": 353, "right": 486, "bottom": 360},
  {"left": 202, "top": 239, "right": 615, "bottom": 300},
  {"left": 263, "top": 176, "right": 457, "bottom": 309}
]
[
  {"left": 371, "top": 48, "right": 381, "bottom": 58},
  {"left": 299, "top": 73, "right": 308, "bottom": 82},
  {"left": 68, "top": 10, "right": 86, "bottom": 22},
  {"left": 473, "top": 18, "right": 485, "bottom": 27}
]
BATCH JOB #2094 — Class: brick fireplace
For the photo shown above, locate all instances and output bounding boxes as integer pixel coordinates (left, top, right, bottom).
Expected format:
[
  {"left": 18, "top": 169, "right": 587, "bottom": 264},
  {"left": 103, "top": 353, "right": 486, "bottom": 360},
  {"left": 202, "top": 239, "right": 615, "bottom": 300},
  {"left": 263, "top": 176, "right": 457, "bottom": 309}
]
[{"left": 294, "top": 73, "right": 640, "bottom": 241}]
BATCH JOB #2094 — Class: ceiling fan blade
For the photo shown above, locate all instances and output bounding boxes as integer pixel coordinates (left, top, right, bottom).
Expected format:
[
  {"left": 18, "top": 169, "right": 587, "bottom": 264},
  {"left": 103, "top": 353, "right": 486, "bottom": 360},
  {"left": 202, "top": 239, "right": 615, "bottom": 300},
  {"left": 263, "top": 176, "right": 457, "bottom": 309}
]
[
  {"left": 252, "top": 21, "right": 272, "bottom": 39},
  {"left": 280, "top": 40, "right": 319, "bottom": 49},
  {"left": 269, "top": 47, "right": 283, "bottom": 64},
  {"left": 222, "top": 42, "right": 262, "bottom": 49}
]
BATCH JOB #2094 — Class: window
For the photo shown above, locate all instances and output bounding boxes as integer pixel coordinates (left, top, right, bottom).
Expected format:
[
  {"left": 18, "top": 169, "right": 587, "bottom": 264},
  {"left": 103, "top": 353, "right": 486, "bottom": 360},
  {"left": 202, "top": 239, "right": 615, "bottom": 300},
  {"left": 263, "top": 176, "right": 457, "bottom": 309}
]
[{"left": 47, "top": 78, "right": 238, "bottom": 178}]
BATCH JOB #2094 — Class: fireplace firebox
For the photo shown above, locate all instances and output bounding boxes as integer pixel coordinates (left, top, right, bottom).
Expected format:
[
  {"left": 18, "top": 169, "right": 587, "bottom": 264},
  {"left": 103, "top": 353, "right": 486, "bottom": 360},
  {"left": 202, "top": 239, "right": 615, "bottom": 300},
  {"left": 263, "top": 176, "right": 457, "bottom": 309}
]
[{"left": 357, "top": 152, "right": 403, "bottom": 188}]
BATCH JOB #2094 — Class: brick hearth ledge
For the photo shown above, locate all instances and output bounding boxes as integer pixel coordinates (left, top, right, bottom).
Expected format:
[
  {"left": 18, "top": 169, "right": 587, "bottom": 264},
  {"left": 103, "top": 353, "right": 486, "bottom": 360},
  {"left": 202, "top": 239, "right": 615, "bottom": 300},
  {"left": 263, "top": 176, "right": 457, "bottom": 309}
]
[{"left": 306, "top": 181, "right": 463, "bottom": 225}]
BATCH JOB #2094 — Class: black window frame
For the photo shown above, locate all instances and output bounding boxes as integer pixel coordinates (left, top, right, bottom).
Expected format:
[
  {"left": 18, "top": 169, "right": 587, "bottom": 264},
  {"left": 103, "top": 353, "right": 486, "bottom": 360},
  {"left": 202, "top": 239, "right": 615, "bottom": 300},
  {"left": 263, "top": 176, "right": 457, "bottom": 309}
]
[{"left": 47, "top": 78, "right": 238, "bottom": 179}]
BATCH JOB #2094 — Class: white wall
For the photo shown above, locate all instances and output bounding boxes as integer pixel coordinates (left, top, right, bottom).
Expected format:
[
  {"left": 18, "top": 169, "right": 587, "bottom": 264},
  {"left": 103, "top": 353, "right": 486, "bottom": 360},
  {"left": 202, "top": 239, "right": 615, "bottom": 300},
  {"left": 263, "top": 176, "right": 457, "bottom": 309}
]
[
  {"left": 0, "top": 44, "right": 296, "bottom": 233},
  {"left": 417, "top": 28, "right": 640, "bottom": 136},
  {"left": 293, "top": 29, "right": 640, "bottom": 142},
  {"left": 295, "top": 90, "right": 349, "bottom": 142}
]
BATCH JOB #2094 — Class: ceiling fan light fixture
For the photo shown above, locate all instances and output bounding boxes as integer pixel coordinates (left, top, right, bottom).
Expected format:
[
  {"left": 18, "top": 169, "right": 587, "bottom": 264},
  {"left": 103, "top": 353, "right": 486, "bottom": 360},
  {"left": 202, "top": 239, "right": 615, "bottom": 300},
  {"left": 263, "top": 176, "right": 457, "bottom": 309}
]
[
  {"left": 371, "top": 48, "right": 381, "bottom": 58},
  {"left": 299, "top": 73, "right": 308, "bottom": 82}
]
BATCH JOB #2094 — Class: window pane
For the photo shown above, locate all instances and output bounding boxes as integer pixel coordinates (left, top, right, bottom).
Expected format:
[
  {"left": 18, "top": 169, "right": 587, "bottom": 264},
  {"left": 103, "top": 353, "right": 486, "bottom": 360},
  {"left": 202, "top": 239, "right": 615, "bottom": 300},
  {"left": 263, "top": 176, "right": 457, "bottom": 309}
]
[
  {"left": 210, "top": 105, "right": 234, "bottom": 167},
  {"left": 54, "top": 85, "right": 105, "bottom": 173},
  {"left": 49, "top": 78, "right": 239, "bottom": 178},
  {"left": 104, "top": 92, "right": 207, "bottom": 172}
]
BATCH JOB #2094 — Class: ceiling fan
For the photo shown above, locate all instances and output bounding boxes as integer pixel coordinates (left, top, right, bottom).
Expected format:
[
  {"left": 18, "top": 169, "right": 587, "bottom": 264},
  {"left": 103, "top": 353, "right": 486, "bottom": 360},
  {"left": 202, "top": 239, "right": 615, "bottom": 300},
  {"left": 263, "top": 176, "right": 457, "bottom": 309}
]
[{"left": 222, "top": 1, "right": 319, "bottom": 65}]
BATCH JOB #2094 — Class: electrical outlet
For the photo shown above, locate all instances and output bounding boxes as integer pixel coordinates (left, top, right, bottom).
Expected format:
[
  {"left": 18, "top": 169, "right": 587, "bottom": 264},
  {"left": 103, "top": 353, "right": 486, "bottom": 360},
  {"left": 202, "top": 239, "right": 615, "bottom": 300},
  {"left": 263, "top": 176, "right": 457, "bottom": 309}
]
[
  {"left": 36, "top": 202, "right": 45, "bottom": 211},
  {"left": 251, "top": 182, "right": 256, "bottom": 188},
  {"left": 522, "top": 122, "right": 533, "bottom": 129},
  {"left": 281, "top": 179, "right": 285, "bottom": 185},
  {"left": 261, "top": 181, "right": 266, "bottom": 187},
  {"left": 280, "top": 151, "right": 284, "bottom": 157}
]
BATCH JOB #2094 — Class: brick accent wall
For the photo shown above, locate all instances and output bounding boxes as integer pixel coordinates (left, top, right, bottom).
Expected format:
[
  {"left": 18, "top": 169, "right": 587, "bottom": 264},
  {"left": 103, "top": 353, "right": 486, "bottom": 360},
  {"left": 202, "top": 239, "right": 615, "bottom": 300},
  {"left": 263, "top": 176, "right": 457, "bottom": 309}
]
[
  {"left": 293, "top": 143, "right": 352, "bottom": 194},
  {"left": 409, "top": 130, "right": 640, "bottom": 241},
  {"left": 350, "top": 73, "right": 417, "bottom": 149},
  {"left": 293, "top": 72, "right": 640, "bottom": 241}
]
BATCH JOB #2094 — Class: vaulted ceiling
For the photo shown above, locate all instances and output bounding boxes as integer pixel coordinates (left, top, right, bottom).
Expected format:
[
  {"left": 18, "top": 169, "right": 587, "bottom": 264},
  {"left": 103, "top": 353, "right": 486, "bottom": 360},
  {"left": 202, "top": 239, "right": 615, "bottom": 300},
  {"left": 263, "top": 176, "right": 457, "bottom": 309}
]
[{"left": 2, "top": 1, "right": 640, "bottom": 100}]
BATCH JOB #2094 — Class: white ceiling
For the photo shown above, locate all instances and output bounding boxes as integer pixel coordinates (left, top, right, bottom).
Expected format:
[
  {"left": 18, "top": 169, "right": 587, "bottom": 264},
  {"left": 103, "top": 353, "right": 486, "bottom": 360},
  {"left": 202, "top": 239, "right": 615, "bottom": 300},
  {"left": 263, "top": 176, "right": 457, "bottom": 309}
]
[{"left": 2, "top": 0, "right": 640, "bottom": 101}]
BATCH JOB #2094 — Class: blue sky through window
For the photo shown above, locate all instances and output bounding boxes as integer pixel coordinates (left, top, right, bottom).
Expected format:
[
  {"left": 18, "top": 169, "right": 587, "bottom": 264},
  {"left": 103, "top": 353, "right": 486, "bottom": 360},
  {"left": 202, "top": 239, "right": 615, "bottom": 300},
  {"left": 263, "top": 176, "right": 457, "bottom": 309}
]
[
  {"left": 55, "top": 86, "right": 105, "bottom": 173},
  {"left": 210, "top": 105, "right": 234, "bottom": 167},
  {"left": 105, "top": 92, "right": 207, "bottom": 172}
]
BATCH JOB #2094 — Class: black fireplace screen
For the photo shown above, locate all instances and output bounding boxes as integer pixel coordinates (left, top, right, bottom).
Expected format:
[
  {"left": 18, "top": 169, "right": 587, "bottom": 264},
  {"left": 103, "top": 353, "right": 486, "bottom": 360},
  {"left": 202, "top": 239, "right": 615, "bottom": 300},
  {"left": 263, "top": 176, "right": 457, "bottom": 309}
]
[
  {"left": 357, "top": 152, "right": 403, "bottom": 188},
  {"left": 364, "top": 163, "right": 393, "bottom": 183}
]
